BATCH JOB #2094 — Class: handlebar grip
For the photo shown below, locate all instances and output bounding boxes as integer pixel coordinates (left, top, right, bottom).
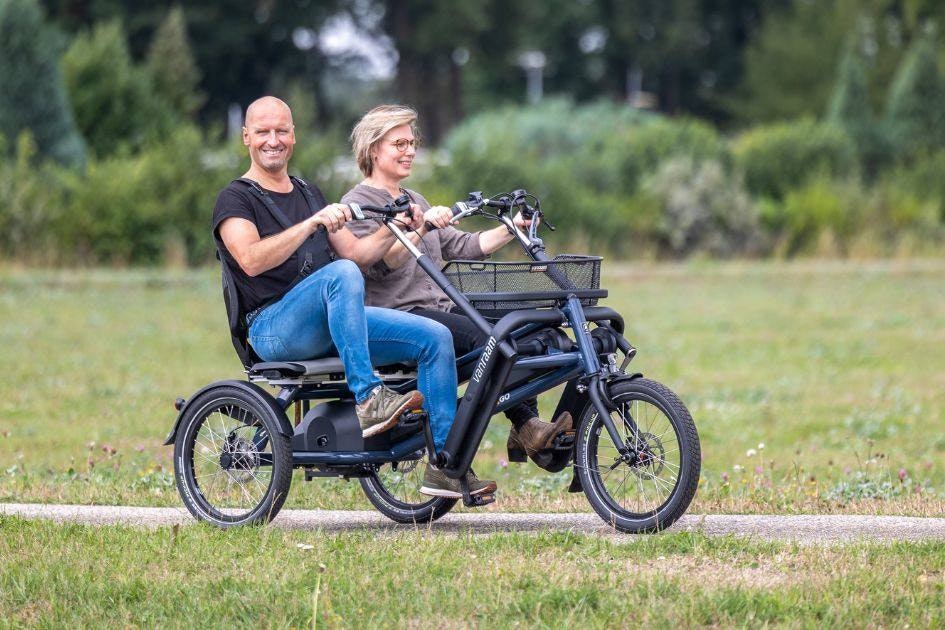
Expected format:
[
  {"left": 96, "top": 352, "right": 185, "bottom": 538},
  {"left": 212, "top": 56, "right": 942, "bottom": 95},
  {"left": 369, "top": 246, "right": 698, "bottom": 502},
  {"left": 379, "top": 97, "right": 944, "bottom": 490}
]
[{"left": 346, "top": 203, "right": 365, "bottom": 221}]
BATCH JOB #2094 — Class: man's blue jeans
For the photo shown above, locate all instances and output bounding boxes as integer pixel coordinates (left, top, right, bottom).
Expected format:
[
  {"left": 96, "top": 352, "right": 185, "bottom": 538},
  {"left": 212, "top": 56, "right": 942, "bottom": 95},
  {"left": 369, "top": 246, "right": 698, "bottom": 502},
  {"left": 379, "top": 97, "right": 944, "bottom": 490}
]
[{"left": 248, "top": 260, "right": 456, "bottom": 448}]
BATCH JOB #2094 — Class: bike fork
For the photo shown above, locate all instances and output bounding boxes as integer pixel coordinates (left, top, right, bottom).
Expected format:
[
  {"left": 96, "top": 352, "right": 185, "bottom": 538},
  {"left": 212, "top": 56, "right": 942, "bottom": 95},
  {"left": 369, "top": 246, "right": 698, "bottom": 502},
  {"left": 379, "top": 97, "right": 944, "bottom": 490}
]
[{"left": 564, "top": 296, "right": 630, "bottom": 455}]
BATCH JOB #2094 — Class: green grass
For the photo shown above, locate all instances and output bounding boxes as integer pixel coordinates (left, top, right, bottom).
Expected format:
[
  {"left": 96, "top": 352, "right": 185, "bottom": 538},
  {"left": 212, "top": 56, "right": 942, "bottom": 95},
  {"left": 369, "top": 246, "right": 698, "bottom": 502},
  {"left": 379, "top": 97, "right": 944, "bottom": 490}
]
[
  {"left": 2, "top": 515, "right": 944, "bottom": 627},
  {"left": 1, "top": 261, "right": 943, "bottom": 515}
]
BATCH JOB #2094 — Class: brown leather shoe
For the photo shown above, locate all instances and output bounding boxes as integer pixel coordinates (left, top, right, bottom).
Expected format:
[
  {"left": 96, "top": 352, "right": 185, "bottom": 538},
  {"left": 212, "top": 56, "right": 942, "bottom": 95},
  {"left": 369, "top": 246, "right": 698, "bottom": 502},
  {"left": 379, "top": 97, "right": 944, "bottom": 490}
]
[{"left": 507, "top": 412, "right": 573, "bottom": 464}]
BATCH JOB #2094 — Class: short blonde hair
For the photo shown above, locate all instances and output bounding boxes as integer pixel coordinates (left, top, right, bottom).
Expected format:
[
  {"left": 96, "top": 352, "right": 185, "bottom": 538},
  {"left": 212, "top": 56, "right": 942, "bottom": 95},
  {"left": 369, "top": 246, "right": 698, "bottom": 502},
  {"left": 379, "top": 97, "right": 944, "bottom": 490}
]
[{"left": 350, "top": 105, "right": 420, "bottom": 176}]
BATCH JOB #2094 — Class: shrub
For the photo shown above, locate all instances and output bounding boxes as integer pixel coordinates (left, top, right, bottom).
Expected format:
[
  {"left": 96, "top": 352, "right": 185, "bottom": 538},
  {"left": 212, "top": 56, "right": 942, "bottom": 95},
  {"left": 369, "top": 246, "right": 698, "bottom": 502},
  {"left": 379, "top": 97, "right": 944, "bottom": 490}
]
[
  {"left": 0, "top": 132, "right": 66, "bottom": 263},
  {"left": 774, "top": 178, "right": 858, "bottom": 255},
  {"left": 643, "top": 158, "right": 765, "bottom": 257},
  {"left": 431, "top": 100, "right": 729, "bottom": 250},
  {"left": 733, "top": 119, "right": 857, "bottom": 200},
  {"left": 52, "top": 125, "right": 232, "bottom": 265}
]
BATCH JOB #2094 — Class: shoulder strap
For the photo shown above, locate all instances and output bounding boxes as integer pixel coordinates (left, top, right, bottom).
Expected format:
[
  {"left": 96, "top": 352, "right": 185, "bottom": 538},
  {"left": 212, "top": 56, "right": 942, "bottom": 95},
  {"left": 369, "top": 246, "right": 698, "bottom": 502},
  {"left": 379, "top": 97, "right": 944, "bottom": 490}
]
[
  {"left": 233, "top": 177, "right": 295, "bottom": 230},
  {"left": 290, "top": 175, "right": 321, "bottom": 214}
]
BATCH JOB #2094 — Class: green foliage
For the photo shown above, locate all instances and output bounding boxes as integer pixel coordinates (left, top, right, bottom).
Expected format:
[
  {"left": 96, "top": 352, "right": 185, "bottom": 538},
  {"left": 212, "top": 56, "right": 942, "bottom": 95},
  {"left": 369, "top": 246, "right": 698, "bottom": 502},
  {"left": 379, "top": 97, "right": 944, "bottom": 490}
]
[
  {"left": 430, "top": 100, "right": 729, "bottom": 251},
  {"left": 643, "top": 158, "right": 764, "bottom": 257},
  {"left": 56, "top": 125, "right": 231, "bottom": 265},
  {"left": 733, "top": 119, "right": 857, "bottom": 200},
  {"left": 733, "top": 1, "right": 855, "bottom": 123},
  {"left": 0, "top": 132, "right": 65, "bottom": 262},
  {"left": 826, "top": 36, "right": 890, "bottom": 174},
  {"left": 0, "top": 0, "right": 85, "bottom": 167},
  {"left": 145, "top": 5, "right": 205, "bottom": 120},
  {"left": 768, "top": 178, "right": 861, "bottom": 255},
  {"left": 61, "top": 19, "right": 174, "bottom": 158},
  {"left": 883, "top": 31, "right": 945, "bottom": 161}
]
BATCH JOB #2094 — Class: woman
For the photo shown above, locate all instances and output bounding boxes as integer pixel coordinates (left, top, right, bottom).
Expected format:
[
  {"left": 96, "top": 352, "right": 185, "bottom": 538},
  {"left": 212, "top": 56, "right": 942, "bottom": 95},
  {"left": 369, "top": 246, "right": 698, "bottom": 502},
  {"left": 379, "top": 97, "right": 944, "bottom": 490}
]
[{"left": 342, "top": 105, "right": 572, "bottom": 497}]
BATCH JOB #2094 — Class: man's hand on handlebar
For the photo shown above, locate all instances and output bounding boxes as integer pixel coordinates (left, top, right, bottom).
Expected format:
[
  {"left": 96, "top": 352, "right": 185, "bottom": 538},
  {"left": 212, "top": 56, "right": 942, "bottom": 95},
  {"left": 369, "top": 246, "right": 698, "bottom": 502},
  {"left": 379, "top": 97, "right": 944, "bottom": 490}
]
[{"left": 311, "top": 203, "right": 352, "bottom": 234}]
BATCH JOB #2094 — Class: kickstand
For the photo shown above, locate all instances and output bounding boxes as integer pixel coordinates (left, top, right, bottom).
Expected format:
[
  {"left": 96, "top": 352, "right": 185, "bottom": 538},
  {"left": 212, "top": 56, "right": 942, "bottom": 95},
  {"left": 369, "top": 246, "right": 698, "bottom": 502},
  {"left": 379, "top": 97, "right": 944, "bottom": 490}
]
[{"left": 459, "top": 474, "right": 494, "bottom": 508}]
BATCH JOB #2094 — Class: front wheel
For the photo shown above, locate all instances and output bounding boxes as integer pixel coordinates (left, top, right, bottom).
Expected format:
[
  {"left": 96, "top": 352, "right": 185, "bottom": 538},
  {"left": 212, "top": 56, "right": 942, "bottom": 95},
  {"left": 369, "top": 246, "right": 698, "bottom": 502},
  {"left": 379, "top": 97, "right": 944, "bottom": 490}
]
[
  {"left": 576, "top": 377, "right": 700, "bottom": 533},
  {"left": 173, "top": 385, "right": 293, "bottom": 527},
  {"left": 359, "top": 452, "right": 456, "bottom": 524}
]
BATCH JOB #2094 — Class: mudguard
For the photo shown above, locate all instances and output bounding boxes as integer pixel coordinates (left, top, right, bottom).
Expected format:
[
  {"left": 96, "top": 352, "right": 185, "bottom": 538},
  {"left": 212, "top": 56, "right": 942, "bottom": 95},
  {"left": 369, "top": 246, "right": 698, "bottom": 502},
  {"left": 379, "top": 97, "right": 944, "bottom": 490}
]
[
  {"left": 565, "top": 372, "right": 643, "bottom": 491},
  {"left": 163, "top": 379, "right": 294, "bottom": 446}
]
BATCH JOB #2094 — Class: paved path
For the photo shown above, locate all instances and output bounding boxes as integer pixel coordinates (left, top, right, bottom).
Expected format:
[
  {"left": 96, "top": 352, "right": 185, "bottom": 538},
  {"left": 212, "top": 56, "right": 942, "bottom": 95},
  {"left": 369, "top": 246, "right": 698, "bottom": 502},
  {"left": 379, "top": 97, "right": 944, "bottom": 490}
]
[{"left": 3, "top": 503, "right": 945, "bottom": 543}]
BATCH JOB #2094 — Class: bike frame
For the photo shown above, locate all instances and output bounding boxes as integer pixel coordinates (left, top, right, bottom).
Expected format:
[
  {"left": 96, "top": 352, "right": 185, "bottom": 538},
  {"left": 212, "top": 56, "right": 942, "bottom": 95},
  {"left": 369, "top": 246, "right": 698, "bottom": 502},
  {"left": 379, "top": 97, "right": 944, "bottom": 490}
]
[{"left": 224, "top": 202, "right": 636, "bottom": 482}]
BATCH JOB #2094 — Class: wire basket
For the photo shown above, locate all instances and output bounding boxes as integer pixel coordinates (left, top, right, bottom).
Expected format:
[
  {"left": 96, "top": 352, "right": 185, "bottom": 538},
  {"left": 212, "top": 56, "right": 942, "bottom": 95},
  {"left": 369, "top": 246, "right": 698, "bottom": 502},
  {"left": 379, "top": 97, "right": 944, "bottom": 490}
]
[{"left": 442, "top": 255, "right": 604, "bottom": 315}]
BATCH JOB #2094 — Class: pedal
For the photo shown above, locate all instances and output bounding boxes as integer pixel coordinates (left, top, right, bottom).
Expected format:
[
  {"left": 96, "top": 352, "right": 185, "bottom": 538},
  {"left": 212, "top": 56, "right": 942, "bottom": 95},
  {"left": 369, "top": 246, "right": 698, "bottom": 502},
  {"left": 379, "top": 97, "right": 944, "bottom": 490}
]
[
  {"left": 551, "top": 430, "right": 575, "bottom": 450},
  {"left": 463, "top": 493, "right": 495, "bottom": 508}
]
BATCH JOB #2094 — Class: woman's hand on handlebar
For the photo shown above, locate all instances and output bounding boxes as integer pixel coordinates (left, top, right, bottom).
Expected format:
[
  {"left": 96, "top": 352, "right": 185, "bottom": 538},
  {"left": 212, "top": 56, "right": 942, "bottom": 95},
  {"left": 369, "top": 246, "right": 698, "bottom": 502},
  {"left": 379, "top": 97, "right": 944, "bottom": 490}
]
[
  {"left": 512, "top": 210, "right": 537, "bottom": 230},
  {"left": 422, "top": 205, "right": 455, "bottom": 232},
  {"left": 311, "top": 203, "right": 352, "bottom": 234}
]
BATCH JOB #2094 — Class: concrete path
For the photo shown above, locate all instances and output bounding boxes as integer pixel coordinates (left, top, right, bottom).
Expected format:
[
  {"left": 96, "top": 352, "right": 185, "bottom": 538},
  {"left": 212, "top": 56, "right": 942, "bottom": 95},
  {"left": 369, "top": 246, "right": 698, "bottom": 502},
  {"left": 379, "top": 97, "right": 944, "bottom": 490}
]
[{"left": 3, "top": 503, "right": 945, "bottom": 543}]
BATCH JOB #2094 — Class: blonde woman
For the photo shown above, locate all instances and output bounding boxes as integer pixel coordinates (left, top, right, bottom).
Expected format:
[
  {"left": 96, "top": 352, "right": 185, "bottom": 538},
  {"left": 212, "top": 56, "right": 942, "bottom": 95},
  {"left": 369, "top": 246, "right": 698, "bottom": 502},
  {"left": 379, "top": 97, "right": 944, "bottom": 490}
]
[{"left": 342, "top": 105, "right": 572, "bottom": 497}]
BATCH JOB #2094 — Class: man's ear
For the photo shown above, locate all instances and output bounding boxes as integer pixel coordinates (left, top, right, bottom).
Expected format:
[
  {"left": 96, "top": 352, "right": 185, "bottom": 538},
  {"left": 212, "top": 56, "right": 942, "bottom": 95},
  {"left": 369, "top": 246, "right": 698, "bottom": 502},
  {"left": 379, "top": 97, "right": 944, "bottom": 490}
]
[{"left": 242, "top": 127, "right": 250, "bottom": 146}]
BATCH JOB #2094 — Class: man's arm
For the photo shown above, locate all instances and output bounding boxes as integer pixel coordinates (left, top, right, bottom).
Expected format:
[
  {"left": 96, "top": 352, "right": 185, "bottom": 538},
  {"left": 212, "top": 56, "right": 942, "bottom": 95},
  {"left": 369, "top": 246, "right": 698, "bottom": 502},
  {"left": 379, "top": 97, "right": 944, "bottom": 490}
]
[{"left": 219, "top": 203, "right": 350, "bottom": 277}]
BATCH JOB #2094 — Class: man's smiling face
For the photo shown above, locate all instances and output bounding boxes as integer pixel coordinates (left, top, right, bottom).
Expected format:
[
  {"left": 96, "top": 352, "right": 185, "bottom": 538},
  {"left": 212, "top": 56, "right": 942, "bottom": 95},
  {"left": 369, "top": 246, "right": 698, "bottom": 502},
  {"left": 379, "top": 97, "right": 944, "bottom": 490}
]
[{"left": 243, "top": 99, "right": 295, "bottom": 173}]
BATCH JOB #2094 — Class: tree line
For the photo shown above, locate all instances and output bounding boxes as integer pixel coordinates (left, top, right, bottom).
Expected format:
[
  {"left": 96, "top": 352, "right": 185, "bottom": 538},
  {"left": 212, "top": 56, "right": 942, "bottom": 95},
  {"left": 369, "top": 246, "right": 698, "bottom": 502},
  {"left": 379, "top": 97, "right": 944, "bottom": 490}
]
[{"left": 1, "top": 0, "right": 944, "bottom": 264}]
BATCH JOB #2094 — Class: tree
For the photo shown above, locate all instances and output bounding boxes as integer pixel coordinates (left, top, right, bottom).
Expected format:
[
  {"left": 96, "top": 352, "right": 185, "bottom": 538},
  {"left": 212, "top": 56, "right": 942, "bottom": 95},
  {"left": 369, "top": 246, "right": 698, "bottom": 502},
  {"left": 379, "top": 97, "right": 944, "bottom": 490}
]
[
  {"left": 146, "top": 5, "right": 204, "bottom": 120},
  {"left": 61, "top": 19, "right": 173, "bottom": 157},
  {"left": 826, "top": 35, "right": 887, "bottom": 174},
  {"left": 43, "top": 0, "right": 346, "bottom": 127},
  {"left": 0, "top": 0, "right": 85, "bottom": 166},
  {"left": 731, "top": 0, "right": 857, "bottom": 124},
  {"left": 884, "top": 30, "right": 945, "bottom": 160}
]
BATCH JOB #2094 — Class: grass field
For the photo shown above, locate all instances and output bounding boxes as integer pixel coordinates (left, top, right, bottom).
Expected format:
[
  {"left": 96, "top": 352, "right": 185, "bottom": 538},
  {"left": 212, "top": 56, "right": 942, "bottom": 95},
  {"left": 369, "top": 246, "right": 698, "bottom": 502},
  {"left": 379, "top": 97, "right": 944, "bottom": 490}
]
[
  {"left": 1, "top": 261, "right": 942, "bottom": 515},
  {"left": 1, "top": 261, "right": 944, "bottom": 626},
  {"left": 2, "top": 516, "right": 945, "bottom": 627}
]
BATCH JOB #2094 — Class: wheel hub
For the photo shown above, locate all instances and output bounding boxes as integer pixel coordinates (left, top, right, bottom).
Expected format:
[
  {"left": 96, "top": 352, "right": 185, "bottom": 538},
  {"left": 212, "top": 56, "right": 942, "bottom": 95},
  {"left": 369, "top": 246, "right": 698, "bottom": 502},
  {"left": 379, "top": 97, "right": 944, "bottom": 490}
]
[
  {"left": 220, "top": 437, "right": 260, "bottom": 482},
  {"left": 626, "top": 431, "right": 665, "bottom": 477}
]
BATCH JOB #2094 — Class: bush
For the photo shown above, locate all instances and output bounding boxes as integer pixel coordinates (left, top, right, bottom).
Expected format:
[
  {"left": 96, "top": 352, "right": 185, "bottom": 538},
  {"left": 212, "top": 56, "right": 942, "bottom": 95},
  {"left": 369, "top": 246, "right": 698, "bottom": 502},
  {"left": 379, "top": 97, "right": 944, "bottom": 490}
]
[
  {"left": 643, "top": 158, "right": 765, "bottom": 257},
  {"left": 772, "top": 178, "right": 859, "bottom": 255},
  {"left": 55, "top": 126, "right": 232, "bottom": 265},
  {"left": 733, "top": 119, "right": 857, "bottom": 200},
  {"left": 0, "top": 132, "right": 66, "bottom": 263},
  {"left": 430, "top": 99, "right": 730, "bottom": 251}
]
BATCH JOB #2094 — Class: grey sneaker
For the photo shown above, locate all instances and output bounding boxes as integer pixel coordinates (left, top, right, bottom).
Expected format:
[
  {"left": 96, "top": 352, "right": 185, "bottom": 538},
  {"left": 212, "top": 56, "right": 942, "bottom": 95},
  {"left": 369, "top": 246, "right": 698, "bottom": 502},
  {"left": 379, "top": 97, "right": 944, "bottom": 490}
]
[
  {"left": 356, "top": 385, "right": 424, "bottom": 438},
  {"left": 419, "top": 466, "right": 497, "bottom": 498}
]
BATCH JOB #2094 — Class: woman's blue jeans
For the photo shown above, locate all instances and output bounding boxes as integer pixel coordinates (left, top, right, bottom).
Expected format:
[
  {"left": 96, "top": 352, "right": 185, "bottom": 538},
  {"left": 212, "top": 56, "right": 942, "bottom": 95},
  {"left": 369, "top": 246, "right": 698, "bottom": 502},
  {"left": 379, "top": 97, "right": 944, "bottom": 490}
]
[{"left": 248, "top": 260, "right": 456, "bottom": 448}]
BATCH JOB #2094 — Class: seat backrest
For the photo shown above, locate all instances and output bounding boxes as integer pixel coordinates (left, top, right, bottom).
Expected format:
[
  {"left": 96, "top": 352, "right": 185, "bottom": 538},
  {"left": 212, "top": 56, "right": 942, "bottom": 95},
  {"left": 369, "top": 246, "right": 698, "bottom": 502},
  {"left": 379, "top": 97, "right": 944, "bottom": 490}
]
[{"left": 218, "top": 251, "right": 260, "bottom": 369}]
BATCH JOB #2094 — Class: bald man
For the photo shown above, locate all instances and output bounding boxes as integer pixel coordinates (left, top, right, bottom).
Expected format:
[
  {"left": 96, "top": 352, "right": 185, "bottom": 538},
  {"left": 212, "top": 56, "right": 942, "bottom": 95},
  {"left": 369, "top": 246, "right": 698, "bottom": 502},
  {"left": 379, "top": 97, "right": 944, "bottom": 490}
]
[{"left": 211, "top": 96, "right": 463, "bottom": 449}]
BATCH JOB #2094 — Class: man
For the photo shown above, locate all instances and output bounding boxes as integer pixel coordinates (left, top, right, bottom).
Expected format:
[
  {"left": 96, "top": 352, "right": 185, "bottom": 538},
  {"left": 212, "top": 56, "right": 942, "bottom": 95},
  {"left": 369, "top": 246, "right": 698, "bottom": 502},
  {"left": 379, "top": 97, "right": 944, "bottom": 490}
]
[{"left": 211, "top": 96, "right": 464, "bottom": 451}]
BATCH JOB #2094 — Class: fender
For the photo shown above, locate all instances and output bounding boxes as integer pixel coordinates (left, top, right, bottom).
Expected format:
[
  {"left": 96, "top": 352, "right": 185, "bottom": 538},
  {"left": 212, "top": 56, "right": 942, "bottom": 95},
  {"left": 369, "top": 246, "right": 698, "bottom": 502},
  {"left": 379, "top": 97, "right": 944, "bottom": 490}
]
[
  {"left": 566, "top": 372, "right": 644, "bottom": 492},
  {"left": 163, "top": 379, "right": 294, "bottom": 446}
]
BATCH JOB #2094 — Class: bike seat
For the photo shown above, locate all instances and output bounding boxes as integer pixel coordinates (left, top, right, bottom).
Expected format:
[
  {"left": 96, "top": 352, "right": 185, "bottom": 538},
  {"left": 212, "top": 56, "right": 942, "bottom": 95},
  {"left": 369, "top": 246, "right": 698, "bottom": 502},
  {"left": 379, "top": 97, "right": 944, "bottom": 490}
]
[{"left": 247, "top": 358, "right": 417, "bottom": 382}]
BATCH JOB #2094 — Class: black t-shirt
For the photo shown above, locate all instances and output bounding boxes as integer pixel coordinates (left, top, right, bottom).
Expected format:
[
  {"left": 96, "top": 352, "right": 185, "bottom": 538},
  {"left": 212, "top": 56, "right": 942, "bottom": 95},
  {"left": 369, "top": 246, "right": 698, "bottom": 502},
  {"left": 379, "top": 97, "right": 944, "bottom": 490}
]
[{"left": 211, "top": 180, "right": 334, "bottom": 312}]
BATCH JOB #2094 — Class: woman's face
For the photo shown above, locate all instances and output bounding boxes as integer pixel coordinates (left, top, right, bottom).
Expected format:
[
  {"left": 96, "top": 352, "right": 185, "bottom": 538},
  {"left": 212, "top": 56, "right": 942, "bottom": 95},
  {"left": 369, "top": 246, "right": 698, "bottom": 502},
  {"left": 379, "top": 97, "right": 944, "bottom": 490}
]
[{"left": 372, "top": 124, "right": 417, "bottom": 182}]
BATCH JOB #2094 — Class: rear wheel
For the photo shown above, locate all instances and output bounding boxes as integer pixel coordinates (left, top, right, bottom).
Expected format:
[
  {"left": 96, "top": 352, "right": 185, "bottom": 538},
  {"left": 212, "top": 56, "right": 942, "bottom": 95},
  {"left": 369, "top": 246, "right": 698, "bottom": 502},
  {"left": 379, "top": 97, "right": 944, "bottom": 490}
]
[
  {"left": 576, "top": 377, "right": 700, "bottom": 533},
  {"left": 173, "top": 386, "right": 292, "bottom": 527},
  {"left": 359, "top": 452, "right": 456, "bottom": 524}
]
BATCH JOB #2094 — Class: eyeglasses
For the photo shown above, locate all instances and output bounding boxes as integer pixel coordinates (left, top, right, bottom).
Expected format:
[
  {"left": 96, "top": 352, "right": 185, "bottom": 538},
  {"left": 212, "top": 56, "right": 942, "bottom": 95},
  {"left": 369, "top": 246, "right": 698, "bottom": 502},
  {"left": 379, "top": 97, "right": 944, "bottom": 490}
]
[{"left": 390, "top": 138, "right": 421, "bottom": 152}]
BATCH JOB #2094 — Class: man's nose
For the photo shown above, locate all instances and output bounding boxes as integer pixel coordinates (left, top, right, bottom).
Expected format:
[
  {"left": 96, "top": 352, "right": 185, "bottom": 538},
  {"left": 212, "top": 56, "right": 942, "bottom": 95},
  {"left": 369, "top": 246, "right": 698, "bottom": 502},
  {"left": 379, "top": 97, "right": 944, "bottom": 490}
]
[{"left": 265, "top": 131, "right": 280, "bottom": 143}]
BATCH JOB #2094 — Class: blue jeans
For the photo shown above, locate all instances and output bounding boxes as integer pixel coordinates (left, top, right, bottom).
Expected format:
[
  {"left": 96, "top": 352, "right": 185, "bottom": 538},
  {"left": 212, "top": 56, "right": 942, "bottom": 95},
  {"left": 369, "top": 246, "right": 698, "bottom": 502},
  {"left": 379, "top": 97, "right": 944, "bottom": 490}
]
[{"left": 248, "top": 260, "right": 457, "bottom": 449}]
